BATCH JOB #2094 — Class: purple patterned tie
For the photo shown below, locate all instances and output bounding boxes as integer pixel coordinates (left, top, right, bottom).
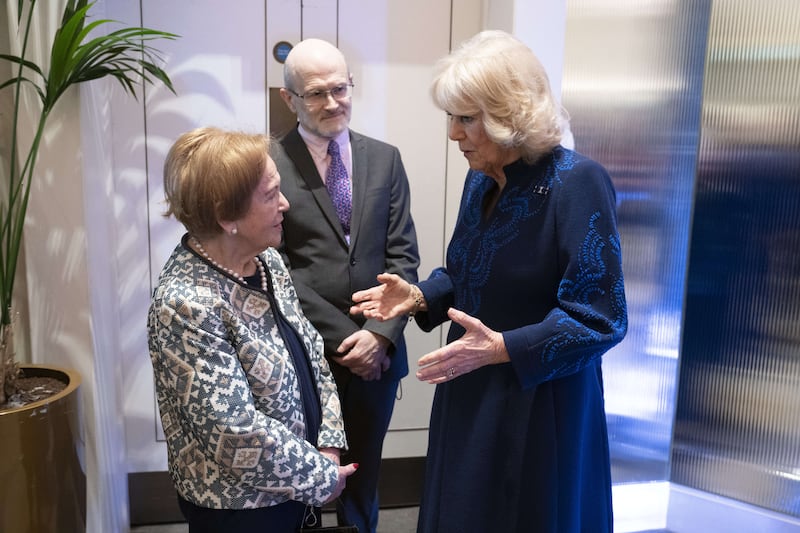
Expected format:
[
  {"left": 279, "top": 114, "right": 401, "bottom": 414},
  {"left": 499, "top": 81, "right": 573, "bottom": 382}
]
[{"left": 326, "top": 140, "right": 352, "bottom": 235}]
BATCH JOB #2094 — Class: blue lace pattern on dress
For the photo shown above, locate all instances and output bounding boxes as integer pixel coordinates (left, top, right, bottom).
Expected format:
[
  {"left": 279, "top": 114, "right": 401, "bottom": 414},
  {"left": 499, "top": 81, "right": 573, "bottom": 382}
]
[
  {"left": 446, "top": 147, "right": 627, "bottom": 376},
  {"left": 448, "top": 150, "right": 572, "bottom": 314}
]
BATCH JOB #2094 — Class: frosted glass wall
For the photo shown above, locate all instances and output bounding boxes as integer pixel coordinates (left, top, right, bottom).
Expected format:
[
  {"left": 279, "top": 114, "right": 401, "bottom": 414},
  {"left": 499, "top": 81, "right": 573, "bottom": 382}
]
[
  {"left": 563, "top": 0, "right": 800, "bottom": 520},
  {"left": 673, "top": 0, "right": 800, "bottom": 517},
  {"left": 562, "top": 0, "right": 711, "bottom": 484}
]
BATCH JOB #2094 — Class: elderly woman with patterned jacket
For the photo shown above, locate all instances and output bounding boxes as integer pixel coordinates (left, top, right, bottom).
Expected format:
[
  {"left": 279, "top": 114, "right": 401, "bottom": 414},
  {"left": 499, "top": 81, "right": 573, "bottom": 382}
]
[
  {"left": 351, "top": 31, "right": 628, "bottom": 533},
  {"left": 148, "top": 127, "right": 357, "bottom": 532}
]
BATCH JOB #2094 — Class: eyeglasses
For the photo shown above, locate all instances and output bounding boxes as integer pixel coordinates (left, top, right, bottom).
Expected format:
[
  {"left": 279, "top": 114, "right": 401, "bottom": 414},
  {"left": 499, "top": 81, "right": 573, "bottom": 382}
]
[{"left": 286, "top": 83, "right": 354, "bottom": 106}]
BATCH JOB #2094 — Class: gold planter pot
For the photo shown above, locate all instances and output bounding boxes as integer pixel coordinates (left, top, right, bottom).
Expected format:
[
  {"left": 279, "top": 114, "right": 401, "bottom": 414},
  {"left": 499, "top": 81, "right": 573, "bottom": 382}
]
[{"left": 0, "top": 364, "right": 85, "bottom": 533}]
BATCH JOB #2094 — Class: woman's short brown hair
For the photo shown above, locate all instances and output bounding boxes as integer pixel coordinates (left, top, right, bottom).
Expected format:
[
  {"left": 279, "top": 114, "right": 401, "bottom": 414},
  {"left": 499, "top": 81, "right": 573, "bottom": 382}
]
[{"left": 162, "top": 127, "right": 271, "bottom": 238}]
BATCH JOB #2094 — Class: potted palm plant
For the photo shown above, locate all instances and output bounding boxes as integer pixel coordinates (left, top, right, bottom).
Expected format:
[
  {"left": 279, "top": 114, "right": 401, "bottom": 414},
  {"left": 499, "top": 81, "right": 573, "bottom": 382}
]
[{"left": 0, "top": 1, "right": 176, "bottom": 530}]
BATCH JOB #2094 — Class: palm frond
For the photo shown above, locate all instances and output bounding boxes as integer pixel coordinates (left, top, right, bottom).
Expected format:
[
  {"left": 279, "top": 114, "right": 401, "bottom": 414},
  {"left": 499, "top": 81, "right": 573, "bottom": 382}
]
[
  {"left": 45, "top": 12, "right": 177, "bottom": 107},
  {"left": 0, "top": 76, "right": 45, "bottom": 104},
  {"left": 5, "top": 0, "right": 176, "bottom": 402},
  {"left": 0, "top": 0, "right": 177, "bottom": 329},
  {"left": 61, "top": 0, "right": 90, "bottom": 28},
  {"left": 15, "top": 0, "right": 29, "bottom": 25},
  {"left": 0, "top": 54, "right": 45, "bottom": 79}
]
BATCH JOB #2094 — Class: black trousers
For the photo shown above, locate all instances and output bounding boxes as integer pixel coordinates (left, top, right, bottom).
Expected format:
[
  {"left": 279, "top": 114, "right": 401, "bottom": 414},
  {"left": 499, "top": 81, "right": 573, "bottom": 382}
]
[
  {"left": 177, "top": 493, "right": 314, "bottom": 533},
  {"left": 330, "top": 365, "right": 399, "bottom": 533}
]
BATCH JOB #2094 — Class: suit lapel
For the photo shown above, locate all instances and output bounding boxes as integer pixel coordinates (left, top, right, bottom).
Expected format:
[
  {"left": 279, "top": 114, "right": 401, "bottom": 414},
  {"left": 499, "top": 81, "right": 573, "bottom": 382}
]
[
  {"left": 349, "top": 131, "right": 367, "bottom": 246},
  {"left": 281, "top": 128, "right": 348, "bottom": 246}
]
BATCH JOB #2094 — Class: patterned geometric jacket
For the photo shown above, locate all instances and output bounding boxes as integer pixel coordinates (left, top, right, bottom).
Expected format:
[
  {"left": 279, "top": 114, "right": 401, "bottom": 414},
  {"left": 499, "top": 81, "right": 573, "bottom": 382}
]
[{"left": 147, "top": 237, "right": 347, "bottom": 509}]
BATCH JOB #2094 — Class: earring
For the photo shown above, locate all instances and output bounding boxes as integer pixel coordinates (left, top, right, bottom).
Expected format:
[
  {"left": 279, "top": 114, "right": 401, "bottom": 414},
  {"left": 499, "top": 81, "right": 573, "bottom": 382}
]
[{"left": 231, "top": 227, "right": 238, "bottom": 235}]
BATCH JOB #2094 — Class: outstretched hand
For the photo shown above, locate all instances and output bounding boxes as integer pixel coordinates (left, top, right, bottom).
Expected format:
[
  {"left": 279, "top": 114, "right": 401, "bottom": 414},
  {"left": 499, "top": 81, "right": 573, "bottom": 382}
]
[
  {"left": 416, "top": 308, "right": 510, "bottom": 384},
  {"left": 350, "top": 273, "right": 413, "bottom": 321}
]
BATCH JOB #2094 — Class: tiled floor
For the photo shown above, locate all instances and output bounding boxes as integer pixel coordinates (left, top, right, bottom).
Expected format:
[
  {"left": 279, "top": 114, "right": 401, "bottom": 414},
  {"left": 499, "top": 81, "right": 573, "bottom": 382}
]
[{"left": 131, "top": 506, "right": 418, "bottom": 533}]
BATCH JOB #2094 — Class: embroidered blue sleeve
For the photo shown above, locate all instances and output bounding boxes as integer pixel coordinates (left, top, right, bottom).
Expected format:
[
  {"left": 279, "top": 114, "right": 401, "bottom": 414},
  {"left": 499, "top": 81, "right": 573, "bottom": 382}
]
[{"left": 505, "top": 156, "right": 628, "bottom": 389}]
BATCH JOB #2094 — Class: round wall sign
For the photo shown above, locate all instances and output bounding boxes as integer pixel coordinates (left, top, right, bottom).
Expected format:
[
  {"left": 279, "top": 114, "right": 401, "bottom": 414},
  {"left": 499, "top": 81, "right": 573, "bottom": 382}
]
[{"left": 273, "top": 41, "right": 293, "bottom": 64}]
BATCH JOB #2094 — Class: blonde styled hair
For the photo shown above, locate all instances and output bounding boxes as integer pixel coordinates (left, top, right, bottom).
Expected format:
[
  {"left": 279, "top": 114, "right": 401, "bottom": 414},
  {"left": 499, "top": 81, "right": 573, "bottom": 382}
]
[
  {"left": 163, "top": 127, "right": 271, "bottom": 238},
  {"left": 431, "top": 30, "right": 567, "bottom": 163}
]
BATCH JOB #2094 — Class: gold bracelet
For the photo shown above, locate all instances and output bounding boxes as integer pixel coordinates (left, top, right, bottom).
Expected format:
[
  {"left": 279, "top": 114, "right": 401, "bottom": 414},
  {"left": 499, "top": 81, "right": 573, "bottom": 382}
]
[{"left": 408, "top": 284, "right": 423, "bottom": 317}]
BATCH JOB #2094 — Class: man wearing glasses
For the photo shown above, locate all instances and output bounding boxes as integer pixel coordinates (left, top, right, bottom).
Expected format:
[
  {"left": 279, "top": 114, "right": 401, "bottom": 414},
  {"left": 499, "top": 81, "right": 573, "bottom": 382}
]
[{"left": 273, "top": 38, "right": 420, "bottom": 533}]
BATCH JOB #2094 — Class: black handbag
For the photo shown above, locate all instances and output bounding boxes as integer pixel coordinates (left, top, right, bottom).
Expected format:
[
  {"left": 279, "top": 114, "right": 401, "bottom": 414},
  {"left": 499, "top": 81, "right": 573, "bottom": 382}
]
[{"left": 299, "top": 527, "right": 358, "bottom": 533}]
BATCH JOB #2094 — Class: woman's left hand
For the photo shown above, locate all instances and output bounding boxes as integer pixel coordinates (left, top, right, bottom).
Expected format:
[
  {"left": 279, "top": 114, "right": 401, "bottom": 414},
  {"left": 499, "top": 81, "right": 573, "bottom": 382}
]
[{"left": 416, "top": 308, "right": 510, "bottom": 384}]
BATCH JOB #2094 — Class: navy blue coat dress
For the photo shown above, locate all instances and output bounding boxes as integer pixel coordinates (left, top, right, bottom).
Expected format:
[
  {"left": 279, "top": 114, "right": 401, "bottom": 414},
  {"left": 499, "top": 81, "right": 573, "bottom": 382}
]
[{"left": 415, "top": 146, "right": 628, "bottom": 533}]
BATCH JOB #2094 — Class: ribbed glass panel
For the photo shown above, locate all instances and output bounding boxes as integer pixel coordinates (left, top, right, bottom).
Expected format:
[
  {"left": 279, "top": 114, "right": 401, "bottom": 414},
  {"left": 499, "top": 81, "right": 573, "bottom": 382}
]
[
  {"left": 561, "top": 0, "right": 711, "bottom": 484},
  {"left": 673, "top": 0, "right": 800, "bottom": 517}
]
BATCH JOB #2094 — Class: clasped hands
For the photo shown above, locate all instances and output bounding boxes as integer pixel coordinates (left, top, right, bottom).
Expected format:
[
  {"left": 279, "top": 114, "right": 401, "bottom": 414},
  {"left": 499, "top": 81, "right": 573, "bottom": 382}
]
[
  {"left": 335, "top": 329, "right": 391, "bottom": 381},
  {"left": 350, "top": 273, "right": 510, "bottom": 383}
]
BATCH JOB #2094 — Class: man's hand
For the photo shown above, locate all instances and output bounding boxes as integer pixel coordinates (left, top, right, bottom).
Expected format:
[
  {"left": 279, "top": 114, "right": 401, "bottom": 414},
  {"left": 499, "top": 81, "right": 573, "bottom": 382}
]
[{"left": 335, "top": 330, "right": 391, "bottom": 380}]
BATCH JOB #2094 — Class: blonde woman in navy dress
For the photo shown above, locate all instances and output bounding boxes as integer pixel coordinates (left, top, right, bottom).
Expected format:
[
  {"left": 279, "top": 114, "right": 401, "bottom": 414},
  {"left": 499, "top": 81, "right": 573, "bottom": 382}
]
[{"left": 351, "top": 31, "right": 627, "bottom": 533}]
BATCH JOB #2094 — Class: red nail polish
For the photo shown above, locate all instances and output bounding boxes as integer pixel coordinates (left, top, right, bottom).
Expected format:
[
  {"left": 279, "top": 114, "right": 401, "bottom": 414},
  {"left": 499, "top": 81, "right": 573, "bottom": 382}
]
[{"left": 353, "top": 463, "right": 360, "bottom": 469}]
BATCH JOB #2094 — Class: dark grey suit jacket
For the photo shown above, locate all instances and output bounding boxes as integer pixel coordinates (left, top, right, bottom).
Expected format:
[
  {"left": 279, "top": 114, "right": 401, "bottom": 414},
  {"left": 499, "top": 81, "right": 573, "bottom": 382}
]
[{"left": 273, "top": 127, "right": 419, "bottom": 381}]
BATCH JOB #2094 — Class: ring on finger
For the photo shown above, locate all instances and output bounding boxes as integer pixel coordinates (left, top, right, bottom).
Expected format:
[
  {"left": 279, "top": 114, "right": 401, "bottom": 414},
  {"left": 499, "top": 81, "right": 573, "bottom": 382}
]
[{"left": 447, "top": 367, "right": 456, "bottom": 378}]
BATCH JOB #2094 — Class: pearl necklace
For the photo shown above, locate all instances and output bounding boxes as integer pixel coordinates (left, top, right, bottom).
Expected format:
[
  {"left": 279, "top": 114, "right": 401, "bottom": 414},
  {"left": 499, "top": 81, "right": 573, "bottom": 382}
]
[{"left": 191, "top": 237, "right": 268, "bottom": 291}]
